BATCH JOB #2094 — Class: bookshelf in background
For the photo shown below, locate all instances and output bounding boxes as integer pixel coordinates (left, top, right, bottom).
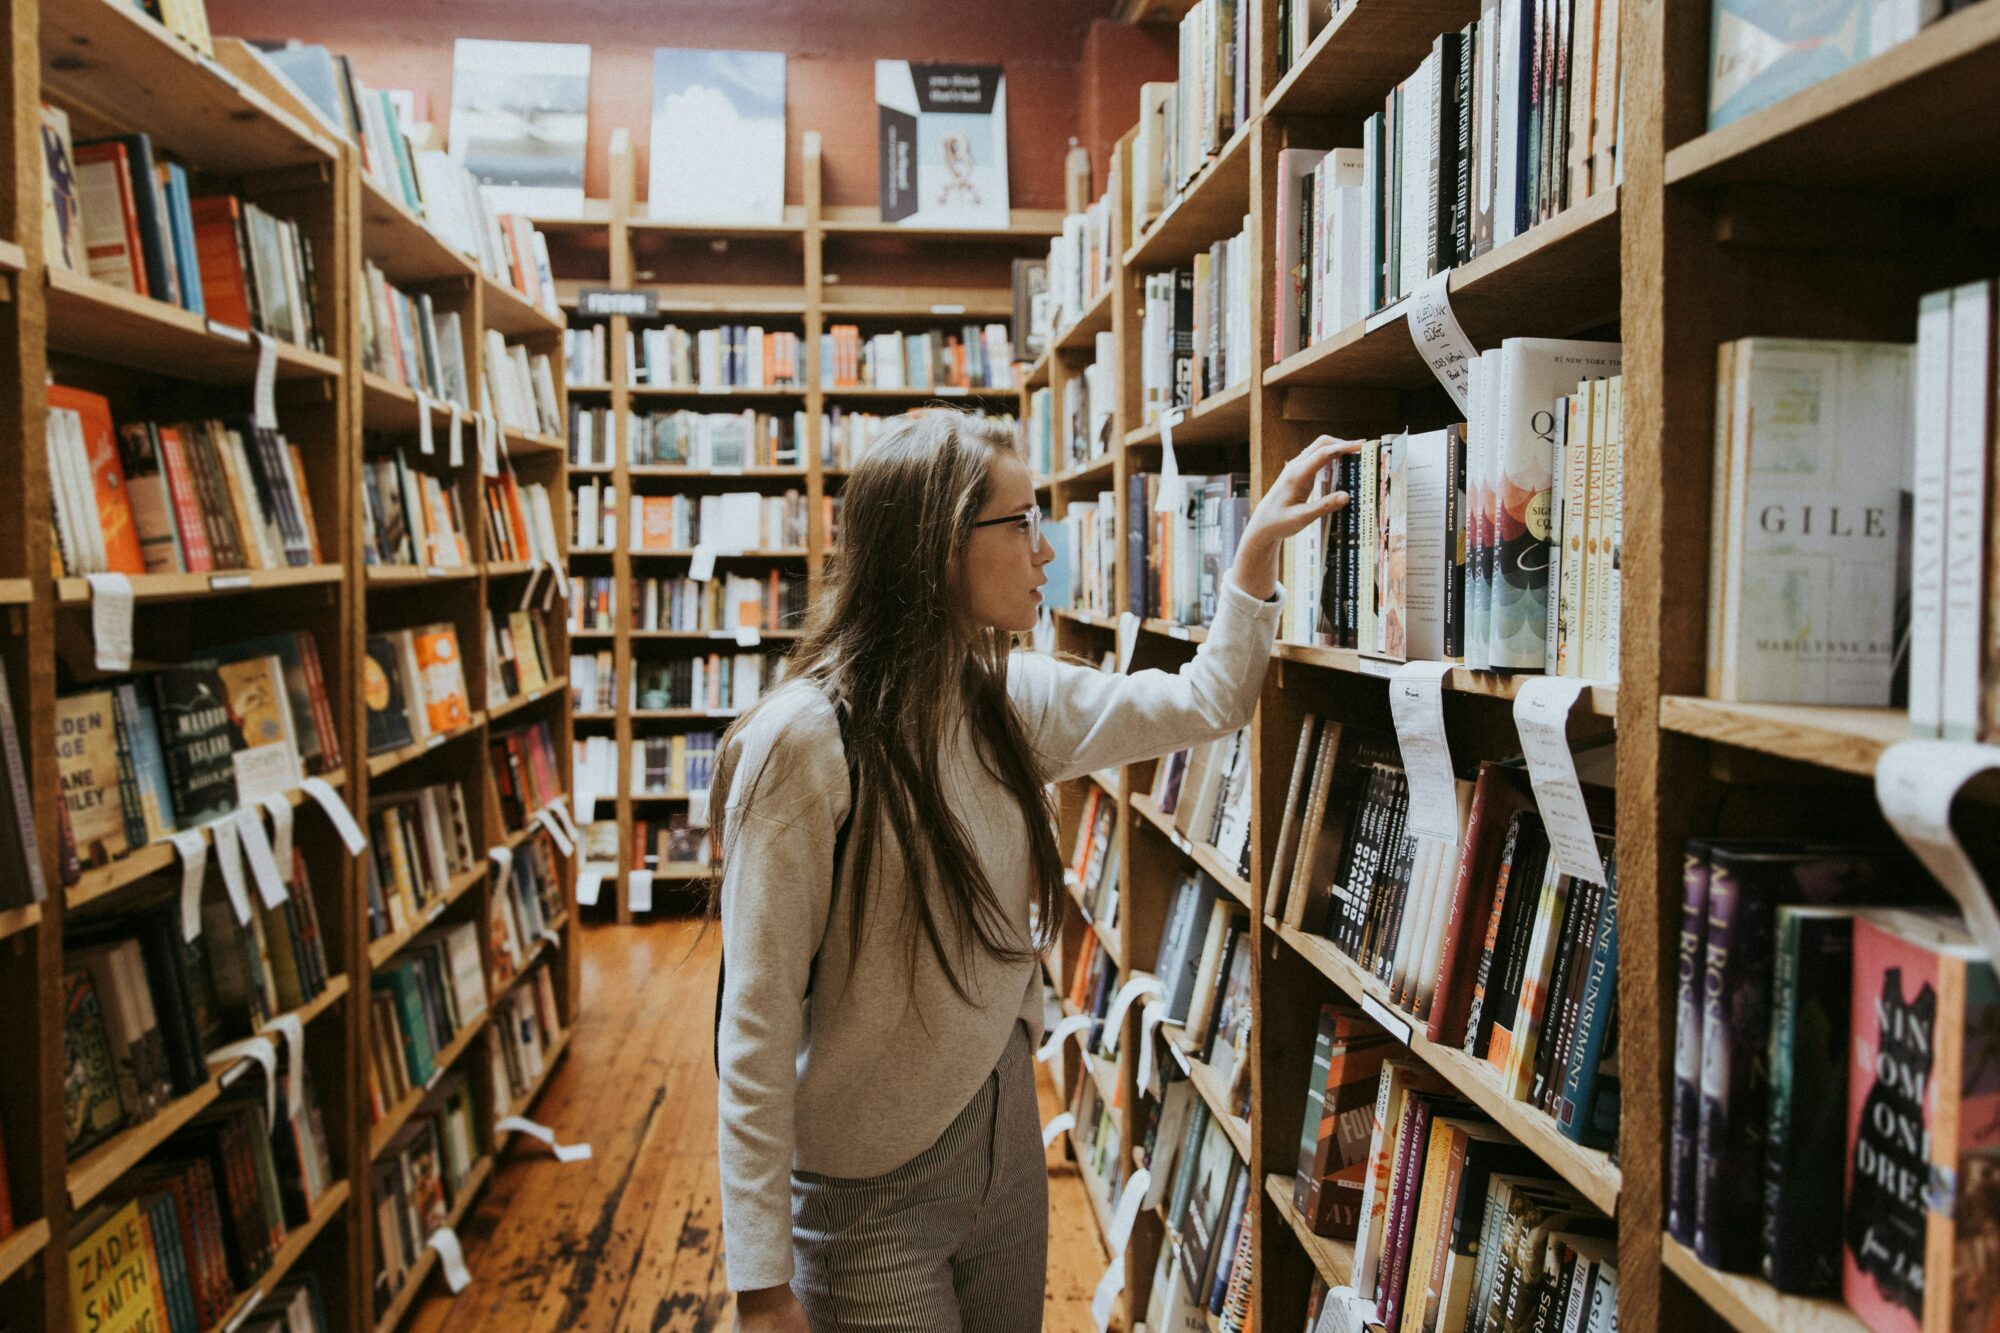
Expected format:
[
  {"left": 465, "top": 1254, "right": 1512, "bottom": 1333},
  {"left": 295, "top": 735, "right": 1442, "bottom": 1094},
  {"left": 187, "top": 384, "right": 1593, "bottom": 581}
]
[{"left": 547, "top": 132, "right": 1050, "bottom": 923}]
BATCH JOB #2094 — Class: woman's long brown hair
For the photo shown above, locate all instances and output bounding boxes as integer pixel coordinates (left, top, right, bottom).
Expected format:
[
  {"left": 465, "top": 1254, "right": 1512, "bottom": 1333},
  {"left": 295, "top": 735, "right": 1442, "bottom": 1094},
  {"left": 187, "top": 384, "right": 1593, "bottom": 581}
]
[{"left": 708, "top": 410, "right": 1065, "bottom": 1002}]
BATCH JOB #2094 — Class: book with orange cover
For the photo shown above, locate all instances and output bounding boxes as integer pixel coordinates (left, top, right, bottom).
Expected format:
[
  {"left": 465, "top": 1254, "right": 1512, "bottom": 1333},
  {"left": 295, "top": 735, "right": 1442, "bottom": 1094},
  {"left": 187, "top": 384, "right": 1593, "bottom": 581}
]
[
  {"left": 412, "top": 627, "right": 471, "bottom": 733},
  {"left": 71, "top": 141, "right": 147, "bottom": 295},
  {"left": 187, "top": 195, "right": 253, "bottom": 329},
  {"left": 48, "top": 384, "right": 146, "bottom": 575},
  {"left": 641, "top": 496, "right": 675, "bottom": 551}
]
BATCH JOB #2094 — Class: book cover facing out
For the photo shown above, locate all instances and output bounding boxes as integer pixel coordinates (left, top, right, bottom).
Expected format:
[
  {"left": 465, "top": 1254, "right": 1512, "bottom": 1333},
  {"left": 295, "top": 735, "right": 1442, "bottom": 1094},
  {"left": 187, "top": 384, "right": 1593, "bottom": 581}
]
[
  {"left": 876, "top": 62, "right": 1010, "bottom": 229},
  {"left": 649, "top": 49, "right": 786, "bottom": 225},
  {"left": 447, "top": 39, "right": 589, "bottom": 218}
]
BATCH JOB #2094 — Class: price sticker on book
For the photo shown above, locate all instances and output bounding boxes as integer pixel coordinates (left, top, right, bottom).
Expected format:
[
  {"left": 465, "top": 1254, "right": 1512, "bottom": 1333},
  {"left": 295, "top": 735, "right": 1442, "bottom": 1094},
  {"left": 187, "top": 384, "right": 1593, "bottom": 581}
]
[
  {"left": 1513, "top": 676, "right": 1608, "bottom": 885},
  {"left": 252, "top": 333, "right": 279, "bottom": 430},
  {"left": 1388, "top": 660, "right": 1461, "bottom": 843},
  {"left": 171, "top": 829, "right": 208, "bottom": 942},
  {"left": 1152, "top": 406, "right": 1188, "bottom": 515},
  {"left": 417, "top": 393, "right": 436, "bottom": 455},
  {"left": 1405, "top": 269, "right": 1476, "bottom": 411},
  {"left": 1877, "top": 739, "right": 2000, "bottom": 963},
  {"left": 301, "top": 777, "right": 367, "bottom": 854},
  {"left": 85, "top": 573, "right": 134, "bottom": 672},
  {"left": 627, "top": 869, "right": 654, "bottom": 913}
]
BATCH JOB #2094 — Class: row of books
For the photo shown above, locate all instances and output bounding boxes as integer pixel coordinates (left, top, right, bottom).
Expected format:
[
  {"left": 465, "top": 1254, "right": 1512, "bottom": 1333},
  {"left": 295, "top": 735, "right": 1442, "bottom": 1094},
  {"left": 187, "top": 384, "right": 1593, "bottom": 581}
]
[
  {"left": 363, "top": 625, "right": 472, "bottom": 756},
  {"left": 370, "top": 1072, "right": 481, "bottom": 1319},
  {"left": 260, "top": 42, "right": 423, "bottom": 218},
  {"left": 628, "top": 325, "right": 806, "bottom": 390},
  {"left": 1130, "top": 0, "right": 1251, "bottom": 235},
  {"left": 1040, "top": 191, "right": 1116, "bottom": 346},
  {"left": 1066, "top": 1073, "right": 1124, "bottom": 1236},
  {"left": 571, "top": 651, "right": 615, "bottom": 714},
  {"left": 1665, "top": 842, "right": 2000, "bottom": 1330},
  {"left": 570, "top": 576, "right": 617, "bottom": 633},
  {"left": 490, "top": 962, "right": 567, "bottom": 1108},
  {"left": 362, "top": 446, "right": 469, "bottom": 569},
  {"left": 1024, "top": 388, "right": 1054, "bottom": 481},
  {"left": 1269, "top": 727, "right": 1621, "bottom": 1150},
  {"left": 49, "top": 384, "right": 323, "bottom": 578},
  {"left": 632, "top": 732, "right": 719, "bottom": 798},
  {"left": 43, "top": 109, "right": 325, "bottom": 350},
  {"left": 1151, "top": 876, "right": 1253, "bottom": 1108},
  {"left": 1126, "top": 470, "right": 1251, "bottom": 627},
  {"left": 360, "top": 262, "right": 472, "bottom": 408},
  {"left": 364, "top": 780, "right": 477, "bottom": 944},
  {"left": 490, "top": 720, "right": 565, "bottom": 835},
  {"left": 574, "top": 738, "right": 616, "bottom": 813},
  {"left": 367, "top": 920, "right": 488, "bottom": 1120},
  {"left": 563, "top": 324, "right": 611, "bottom": 385},
  {"left": 68, "top": 1071, "right": 336, "bottom": 1333},
  {"left": 820, "top": 325, "right": 1016, "bottom": 392},
  {"left": 491, "top": 833, "right": 565, "bottom": 990},
  {"left": 1304, "top": 1053, "right": 1614, "bottom": 1332},
  {"left": 63, "top": 891, "right": 333, "bottom": 1158},
  {"left": 0, "top": 660, "right": 41, "bottom": 913},
  {"left": 1151, "top": 725, "right": 1255, "bottom": 881},
  {"left": 821, "top": 409, "right": 898, "bottom": 469},
  {"left": 572, "top": 477, "right": 617, "bottom": 550},
  {"left": 486, "top": 605, "right": 561, "bottom": 708},
  {"left": 625, "top": 408, "right": 804, "bottom": 469},
  {"left": 633, "top": 814, "right": 707, "bottom": 871},
  {"left": 57, "top": 634, "right": 341, "bottom": 870},
  {"left": 624, "top": 573, "right": 809, "bottom": 635},
  {"left": 485, "top": 473, "right": 563, "bottom": 566},
  {"left": 1043, "top": 489, "right": 1119, "bottom": 621},
  {"left": 1140, "top": 219, "right": 1251, "bottom": 425},
  {"left": 633, "top": 652, "right": 782, "bottom": 714},
  {"left": 629, "top": 491, "right": 809, "bottom": 552},
  {"left": 481, "top": 330, "right": 564, "bottom": 439},
  {"left": 1069, "top": 784, "right": 1121, "bottom": 931},
  {"left": 1064, "top": 334, "right": 1120, "bottom": 473},
  {"left": 1138, "top": 1063, "right": 1254, "bottom": 1327}
]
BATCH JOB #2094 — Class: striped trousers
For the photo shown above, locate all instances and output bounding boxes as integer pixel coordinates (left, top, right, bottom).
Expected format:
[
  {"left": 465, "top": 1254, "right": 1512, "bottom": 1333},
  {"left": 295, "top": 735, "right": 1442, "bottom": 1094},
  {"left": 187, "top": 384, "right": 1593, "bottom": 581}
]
[{"left": 790, "top": 1021, "right": 1048, "bottom": 1331}]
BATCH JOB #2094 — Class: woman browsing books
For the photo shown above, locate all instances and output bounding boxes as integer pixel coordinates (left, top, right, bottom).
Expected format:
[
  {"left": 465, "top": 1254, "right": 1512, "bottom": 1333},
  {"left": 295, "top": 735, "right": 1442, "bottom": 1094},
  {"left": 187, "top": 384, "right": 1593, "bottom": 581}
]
[{"left": 713, "top": 410, "right": 1352, "bottom": 1332}]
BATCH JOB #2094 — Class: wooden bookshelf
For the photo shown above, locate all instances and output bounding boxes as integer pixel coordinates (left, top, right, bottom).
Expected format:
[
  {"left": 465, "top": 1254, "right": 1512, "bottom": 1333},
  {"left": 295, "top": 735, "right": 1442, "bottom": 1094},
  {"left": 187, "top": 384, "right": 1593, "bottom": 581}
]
[
  {"left": 371, "top": 1154, "right": 495, "bottom": 1333},
  {"left": 0, "top": 9, "right": 582, "bottom": 1326},
  {"left": 208, "top": 1180, "right": 354, "bottom": 1333},
  {"left": 1262, "top": 1174, "right": 1354, "bottom": 1291},
  {"left": 1659, "top": 1238, "right": 1870, "bottom": 1333}
]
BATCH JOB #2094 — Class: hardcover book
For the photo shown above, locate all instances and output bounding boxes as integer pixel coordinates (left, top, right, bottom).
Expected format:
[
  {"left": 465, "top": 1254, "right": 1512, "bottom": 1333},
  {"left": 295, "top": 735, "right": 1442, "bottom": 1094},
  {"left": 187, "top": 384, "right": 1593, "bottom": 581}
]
[
  {"left": 150, "top": 662, "right": 243, "bottom": 826},
  {"left": 55, "top": 690, "right": 130, "bottom": 866},
  {"left": 875, "top": 62, "right": 1010, "bottom": 229}
]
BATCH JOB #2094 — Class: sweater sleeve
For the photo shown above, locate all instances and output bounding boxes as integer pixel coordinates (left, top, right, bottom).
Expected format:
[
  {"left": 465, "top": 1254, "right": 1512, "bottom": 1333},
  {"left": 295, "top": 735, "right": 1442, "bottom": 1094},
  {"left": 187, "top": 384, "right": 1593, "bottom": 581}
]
[
  {"left": 715, "top": 704, "right": 849, "bottom": 1292},
  {"left": 1012, "top": 576, "right": 1283, "bottom": 783}
]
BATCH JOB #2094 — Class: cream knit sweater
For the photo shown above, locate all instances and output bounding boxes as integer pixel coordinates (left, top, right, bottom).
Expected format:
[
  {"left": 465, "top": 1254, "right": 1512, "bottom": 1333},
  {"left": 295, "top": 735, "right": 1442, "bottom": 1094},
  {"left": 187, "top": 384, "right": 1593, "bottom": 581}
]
[{"left": 716, "top": 577, "right": 1283, "bottom": 1290}]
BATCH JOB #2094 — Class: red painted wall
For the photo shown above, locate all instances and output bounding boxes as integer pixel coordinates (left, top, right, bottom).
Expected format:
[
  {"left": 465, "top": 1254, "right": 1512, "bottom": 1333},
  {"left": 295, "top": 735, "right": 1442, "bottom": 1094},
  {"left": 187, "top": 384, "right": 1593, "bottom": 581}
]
[
  {"left": 204, "top": 0, "right": 1122, "bottom": 209},
  {"left": 1079, "top": 19, "right": 1177, "bottom": 197}
]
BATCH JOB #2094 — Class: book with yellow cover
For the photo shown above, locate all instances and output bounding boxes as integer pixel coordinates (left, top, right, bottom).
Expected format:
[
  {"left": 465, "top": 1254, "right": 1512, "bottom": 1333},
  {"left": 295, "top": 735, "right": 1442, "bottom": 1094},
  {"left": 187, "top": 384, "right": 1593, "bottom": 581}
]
[{"left": 68, "top": 1198, "right": 172, "bottom": 1333}]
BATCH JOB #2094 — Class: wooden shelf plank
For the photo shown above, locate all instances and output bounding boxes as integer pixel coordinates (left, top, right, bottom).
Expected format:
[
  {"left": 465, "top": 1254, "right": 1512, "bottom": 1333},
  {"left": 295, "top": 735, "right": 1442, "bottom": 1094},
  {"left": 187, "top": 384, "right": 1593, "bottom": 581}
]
[
  {"left": 1054, "top": 284, "right": 1117, "bottom": 353},
  {"left": 1264, "top": 1173, "right": 1356, "bottom": 1291},
  {"left": 1264, "top": 189, "right": 1621, "bottom": 393},
  {"left": 820, "top": 290, "right": 1015, "bottom": 321},
  {"left": 628, "top": 548, "right": 809, "bottom": 560},
  {"left": 1275, "top": 922, "right": 1621, "bottom": 1215},
  {"left": 626, "top": 628, "right": 806, "bottom": 641},
  {"left": 367, "top": 713, "right": 487, "bottom": 779},
  {"left": 496, "top": 1029, "right": 574, "bottom": 1128},
  {"left": 1124, "top": 379, "right": 1254, "bottom": 448},
  {"left": 1125, "top": 125, "right": 1255, "bottom": 271},
  {"left": 818, "top": 384, "right": 1015, "bottom": 400},
  {"left": 46, "top": 268, "right": 341, "bottom": 383},
  {"left": 1276, "top": 642, "right": 1619, "bottom": 715},
  {"left": 626, "top": 383, "right": 807, "bottom": 399},
  {"left": 486, "top": 681, "right": 568, "bottom": 723},
  {"left": 372, "top": 1155, "right": 495, "bottom": 1333},
  {"left": 1658, "top": 696, "right": 1905, "bottom": 776},
  {"left": 0, "top": 902, "right": 41, "bottom": 943},
  {"left": 0, "top": 1219, "right": 50, "bottom": 1289},
  {"left": 369, "top": 1013, "right": 492, "bottom": 1160},
  {"left": 1130, "top": 793, "right": 1254, "bottom": 908},
  {"left": 42, "top": 0, "right": 334, "bottom": 172},
  {"left": 0, "top": 578, "right": 32, "bottom": 605},
  {"left": 1265, "top": 0, "right": 1485, "bottom": 117},
  {"left": 365, "top": 564, "right": 478, "bottom": 589},
  {"left": 1050, "top": 453, "right": 1118, "bottom": 489},
  {"left": 1184, "top": 1049, "right": 1252, "bottom": 1158},
  {"left": 55, "top": 562, "right": 345, "bottom": 606},
  {"left": 1664, "top": 0, "right": 2000, "bottom": 190},
  {"left": 360, "top": 372, "right": 463, "bottom": 434},
  {"left": 628, "top": 204, "right": 807, "bottom": 236},
  {"left": 1661, "top": 1236, "right": 1869, "bottom": 1333},
  {"left": 501, "top": 425, "right": 566, "bottom": 457},
  {"left": 480, "top": 275, "right": 564, "bottom": 336},
  {"left": 360, "top": 178, "right": 474, "bottom": 286},
  {"left": 67, "top": 772, "right": 349, "bottom": 912},
  {"left": 819, "top": 206, "right": 1065, "bottom": 239},
  {"left": 626, "top": 465, "right": 808, "bottom": 480},
  {"left": 208, "top": 1180, "right": 351, "bottom": 1333}
]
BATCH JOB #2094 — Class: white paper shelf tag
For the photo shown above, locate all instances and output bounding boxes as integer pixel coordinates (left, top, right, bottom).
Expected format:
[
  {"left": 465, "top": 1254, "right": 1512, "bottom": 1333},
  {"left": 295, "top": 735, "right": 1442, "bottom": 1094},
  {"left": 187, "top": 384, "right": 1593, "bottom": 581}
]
[
  {"left": 235, "top": 806, "right": 288, "bottom": 909},
  {"left": 1116, "top": 612, "right": 1140, "bottom": 673},
  {"left": 1877, "top": 739, "right": 2000, "bottom": 963},
  {"left": 252, "top": 333, "right": 279, "bottom": 430},
  {"left": 1041, "top": 1111, "right": 1075, "bottom": 1149},
  {"left": 1136, "top": 1000, "right": 1168, "bottom": 1095},
  {"left": 1513, "top": 676, "right": 1608, "bottom": 885},
  {"left": 417, "top": 393, "right": 436, "bottom": 455},
  {"left": 426, "top": 1228, "right": 473, "bottom": 1292},
  {"left": 171, "top": 829, "right": 208, "bottom": 942},
  {"left": 488, "top": 846, "right": 514, "bottom": 881},
  {"left": 301, "top": 777, "right": 367, "bottom": 854},
  {"left": 86, "top": 573, "right": 134, "bottom": 672},
  {"left": 496, "top": 1114, "right": 592, "bottom": 1162},
  {"left": 574, "top": 863, "right": 607, "bottom": 907},
  {"left": 1090, "top": 1167, "right": 1153, "bottom": 1332},
  {"left": 209, "top": 1034, "right": 277, "bottom": 1127},
  {"left": 1036, "top": 1013, "right": 1092, "bottom": 1065},
  {"left": 211, "top": 816, "right": 252, "bottom": 925},
  {"left": 1389, "top": 660, "right": 1461, "bottom": 843},
  {"left": 533, "top": 808, "right": 575, "bottom": 858},
  {"left": 265, "top": 1012, "right": 305, "bottom": 1118},
  {"left": 687, "top": 544, "right": 718, "bottom": 583},
  {"left": 259, "top": 795, "right": 294, "bottom": 879},
  {"left": 1102, "top": 974, "right": 1163, "bottom": 1040},
  {"left": 627, "top": 869, "right": 654, "bottom": 913},
  {"left": 1406, "top": 269, "right": 1475, "bottom": 411},
  {"left": 1153, "top": 407, "right": 1188, "bottom": 515},
  {"left": 448, "top": 407, "right": 465, "bottom": 467}
]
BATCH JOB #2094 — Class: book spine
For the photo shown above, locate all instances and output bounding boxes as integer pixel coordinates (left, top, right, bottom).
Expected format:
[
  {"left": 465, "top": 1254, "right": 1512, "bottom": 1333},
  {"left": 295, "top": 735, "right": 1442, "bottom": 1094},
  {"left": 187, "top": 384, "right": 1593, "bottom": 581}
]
[{"left": 1666, "top": 842, "right": 1710, "bottom": 1243}]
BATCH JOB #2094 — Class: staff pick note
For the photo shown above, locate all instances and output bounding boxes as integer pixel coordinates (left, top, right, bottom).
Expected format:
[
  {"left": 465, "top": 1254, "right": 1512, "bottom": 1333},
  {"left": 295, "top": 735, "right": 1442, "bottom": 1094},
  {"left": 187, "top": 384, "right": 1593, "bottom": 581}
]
[
  {"left": 1513, "top": 676, "right": 1607, "bottom": 885},
  {"left": 1877, "top": 739, "right": 2000, "bottom": 964},
  {"left": 1388, "top": 660, "right": 1461, "bottom": 843},
  {"left": 1406, "top": 268, "right": 1475, "bottom": 411}
]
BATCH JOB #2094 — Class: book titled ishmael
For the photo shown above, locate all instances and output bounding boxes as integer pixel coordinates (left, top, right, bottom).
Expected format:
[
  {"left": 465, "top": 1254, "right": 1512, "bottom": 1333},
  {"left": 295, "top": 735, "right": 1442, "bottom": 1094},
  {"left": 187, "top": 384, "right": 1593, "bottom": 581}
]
[{"left": 875, "top": 62, "right": 1009, "bottom": 230}]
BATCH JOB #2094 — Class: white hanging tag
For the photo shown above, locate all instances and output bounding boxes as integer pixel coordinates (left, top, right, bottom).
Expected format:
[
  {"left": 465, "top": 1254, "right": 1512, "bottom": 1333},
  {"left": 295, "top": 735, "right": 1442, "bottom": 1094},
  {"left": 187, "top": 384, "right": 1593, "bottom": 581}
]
[
  {"left": 1036, "top": 1013, "right": 1092, "bottom": 1064},
  {"left": 1513, "top": 676, "right": 1608, "bottom": 885},
  {"left": 1136, "top": 1000, "right": 1167, "bottom": 1094},
  {"left": 1388, "top": 660, "right": 1461, "bottom": 843},
  {"left": 417, "top": 393, "right": 436, "bottom": 455},
  {"left": 209, "top": 1034, "right": 278, "bottom": 1128},
  {"left": 544, "top": 801, "right": 580, "bottom": 842},
  {"left": 211, "top": 816, "right": 253, "bottom": 925},
  {"left": 533, "top": 809, "right": 575, "bottom": 857},
  {"left": 1089, "top": 1168, "right": 1153, "bottom": 1333},
  {"left": 539, "top": 562, "right": 558, "bottom": 612},
  {"left": 234, "top": 806, "right": 289, "bottom": 908},
  {"left": 572, "top": 786, "right": 596, "bottom": 826},
  {"left": 252, "top": 332, "right": 279, "bottom": 430},
  {"left": 734, "top": 624, "right": 761, "bottom": 648},
  {"left": 478, "top": 413, "right": 499, "bottom": 478},
  {"left": 488, "top": 845, "right": 515, "bottom": 881},
  {"left": 687, "top": 788, "right": 711, "bottom": 830},
  {"left": 627, "top": 869, "right": 654, "bottom": 912},
  {"left": 1152, "top": 406, "right": 1188, "bottom": 515},
  {"left": 535, "top": 926, "right": 560, "bottom": 948},
  {"left": 258, "top": 795, "right": 294, "bottom": 879},
  {"left": 265, "top": 1012, "right": 305, "bottom": 1116},
  {"left": 687, "top": 544, "right": 717, "bottom": 582},
  {"left": 426, "top": 1228, "right": 473, "bottom": 1292},
  {"left": 86, "top": 573, "right": 135, "bottom": 672},
  {"left": 1102, "top": 974, "right": 1163, "bottom": 1040},
  {"left": 1405, "top": 268, "right": 1475, "bottom": 411},
  {"left": 171, "top": 829, "right": 208, "bottom": 942},
  {"left": 574, "top": 862, "right": 607, "bottom": 907},
  {"left": 448, "top": 406, "right": 465, "bottom": 467},
  {"left": 496, "top": 1114, "right": 593, "bottom": 1162},
  {"left": 1877, "top": 739, "right": 2000, "bottom": 963},
  {"left": 300, "top": 777, "right": 367, "bottom": 854},
  {"left": 1116, "top": 612, "right": 1140, "bottom": 672},
  {"left": 1041, "top": 1111, "right": 1075, "bottom": 1149}
]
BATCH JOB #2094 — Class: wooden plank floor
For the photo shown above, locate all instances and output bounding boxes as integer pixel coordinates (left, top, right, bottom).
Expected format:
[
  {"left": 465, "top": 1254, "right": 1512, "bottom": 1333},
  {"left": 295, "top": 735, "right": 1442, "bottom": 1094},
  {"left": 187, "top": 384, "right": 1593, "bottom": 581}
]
[{"left": 408, "top": 918, "right": 1110, "bottom": 1333}]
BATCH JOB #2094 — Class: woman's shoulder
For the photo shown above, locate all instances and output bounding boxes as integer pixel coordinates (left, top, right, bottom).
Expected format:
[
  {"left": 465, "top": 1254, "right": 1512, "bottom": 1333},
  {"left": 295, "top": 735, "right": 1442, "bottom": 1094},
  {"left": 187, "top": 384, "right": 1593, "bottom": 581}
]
[{"left": 721, "top": 681, "right": 849, "bottom": 822}]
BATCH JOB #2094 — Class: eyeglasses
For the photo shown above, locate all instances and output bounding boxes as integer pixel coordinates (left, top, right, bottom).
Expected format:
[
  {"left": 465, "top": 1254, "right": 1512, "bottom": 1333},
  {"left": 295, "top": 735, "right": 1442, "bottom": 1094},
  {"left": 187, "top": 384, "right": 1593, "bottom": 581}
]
[{"left": 969, "top": 504, "right": 1042, "bottom": 547}]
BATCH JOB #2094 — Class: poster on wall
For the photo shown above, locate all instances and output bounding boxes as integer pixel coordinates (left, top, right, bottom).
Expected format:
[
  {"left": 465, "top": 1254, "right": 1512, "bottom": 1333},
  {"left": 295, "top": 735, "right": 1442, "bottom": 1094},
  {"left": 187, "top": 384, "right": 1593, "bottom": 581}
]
[
  {"left": 649, "top": 49, "right": 787, "bottom": 226},
  {"left": 875, "top": 62, "right": 1009, "bottom": 229},
  {"left": 448, "top": 39, "right": 590, "bottom": 217}
]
